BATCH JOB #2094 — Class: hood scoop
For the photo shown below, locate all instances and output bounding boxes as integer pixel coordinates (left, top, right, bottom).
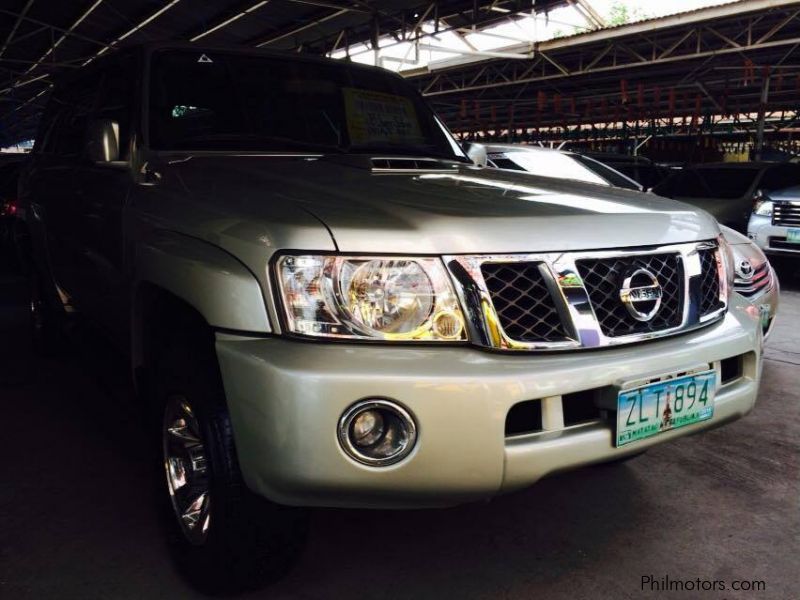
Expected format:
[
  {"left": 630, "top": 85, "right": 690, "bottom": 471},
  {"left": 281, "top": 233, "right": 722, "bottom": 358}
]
[{"left": 370, "top": 157, "right": 460, "bottom": 173}]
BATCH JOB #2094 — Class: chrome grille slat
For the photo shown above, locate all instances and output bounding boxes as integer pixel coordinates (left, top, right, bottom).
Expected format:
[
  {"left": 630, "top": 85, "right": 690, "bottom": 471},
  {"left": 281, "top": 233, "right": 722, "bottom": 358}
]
[
  {"left": 772, "top": 201, "right": 800, "bottom": 227},
  {"left": 445, "top": 240, "right": 727, "bottom": 352}
]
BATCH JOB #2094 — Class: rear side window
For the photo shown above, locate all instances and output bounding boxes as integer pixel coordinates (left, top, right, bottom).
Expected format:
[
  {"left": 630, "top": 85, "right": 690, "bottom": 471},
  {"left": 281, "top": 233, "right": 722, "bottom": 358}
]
[{"left": 759, "top": 164, "right": 800, "bottom": 192}]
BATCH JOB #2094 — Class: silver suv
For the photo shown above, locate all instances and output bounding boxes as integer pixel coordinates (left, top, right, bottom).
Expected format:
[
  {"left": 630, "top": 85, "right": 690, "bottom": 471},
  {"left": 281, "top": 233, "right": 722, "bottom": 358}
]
[{"left": 19, "top": 44, "right": 764, "bottom": 591}]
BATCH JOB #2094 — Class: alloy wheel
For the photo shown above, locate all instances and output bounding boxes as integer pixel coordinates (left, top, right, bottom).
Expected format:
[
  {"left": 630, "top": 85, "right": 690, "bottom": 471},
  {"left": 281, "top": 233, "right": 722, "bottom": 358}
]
[{"left": 163, "top": 396, "right": 212, "bottom": 545}]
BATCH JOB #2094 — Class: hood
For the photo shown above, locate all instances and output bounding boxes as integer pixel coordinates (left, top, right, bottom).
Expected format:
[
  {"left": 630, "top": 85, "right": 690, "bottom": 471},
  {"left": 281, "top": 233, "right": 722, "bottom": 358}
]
[
  {"left": 719, "top": 225, "right": 753, "bottom": 247},
  {"left": 166, "top": 154, "right": 720, "bottom": 254},
  {"left": 766, "top": 185, "right": 800, "bottom": 201}
]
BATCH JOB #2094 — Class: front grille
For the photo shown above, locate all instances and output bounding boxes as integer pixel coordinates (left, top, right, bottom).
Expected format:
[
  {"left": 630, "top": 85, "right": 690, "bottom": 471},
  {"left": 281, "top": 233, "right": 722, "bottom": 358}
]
[
  {"left": 576, "top": 253, "right": 684, "bottom": 337},
  {"left": 448, "top": 240, "right": 727, "bottom": 351},
  {"left": 698, "top": 249, "right": 723, "bottom": 315},
  {"left": 734, "top": 262, "right": 772, "bottom": 297},
  {"left": 481, "top": 262, "right": 568, "bottom": 342},
  {"left": 768, "top": 237, "right": 800, "bottom": 251},
  {"left": 772, "top": 202, "right": 800, "bottom": 227}
]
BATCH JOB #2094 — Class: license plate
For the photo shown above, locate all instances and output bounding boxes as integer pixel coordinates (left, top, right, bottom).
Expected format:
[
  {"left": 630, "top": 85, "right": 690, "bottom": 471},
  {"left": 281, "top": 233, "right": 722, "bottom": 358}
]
[
  {"left": 787, "top": 228, "right": 800, "bottom": 244},
  {"left": 616, "top": 370, "right": 716, "bottom": 447}
]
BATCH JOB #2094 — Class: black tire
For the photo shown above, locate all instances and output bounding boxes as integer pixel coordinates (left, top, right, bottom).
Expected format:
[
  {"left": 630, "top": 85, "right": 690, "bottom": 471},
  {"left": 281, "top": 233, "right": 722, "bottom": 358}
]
[{"left": 155, "top": 327, "right": 307, "bottom": 594}]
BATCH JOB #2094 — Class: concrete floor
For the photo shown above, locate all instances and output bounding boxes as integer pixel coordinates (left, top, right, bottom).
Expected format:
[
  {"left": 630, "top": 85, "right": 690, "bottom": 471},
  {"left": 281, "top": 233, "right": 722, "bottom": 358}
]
[{"left": 1, "top": 256, "right": 798, "bottom": 600}]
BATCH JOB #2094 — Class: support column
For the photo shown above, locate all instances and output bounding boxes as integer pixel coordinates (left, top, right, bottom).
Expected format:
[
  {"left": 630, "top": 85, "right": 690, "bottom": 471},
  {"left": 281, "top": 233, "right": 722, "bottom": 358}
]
[{"left": 755, "top": 69, "right": 771, "bottom": 160}]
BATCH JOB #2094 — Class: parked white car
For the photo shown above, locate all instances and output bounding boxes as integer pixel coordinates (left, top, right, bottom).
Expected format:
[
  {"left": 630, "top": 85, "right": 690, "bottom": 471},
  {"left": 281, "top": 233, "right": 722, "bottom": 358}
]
[{"left": 748, "top": 185, "right": 800, "bottom": 256}]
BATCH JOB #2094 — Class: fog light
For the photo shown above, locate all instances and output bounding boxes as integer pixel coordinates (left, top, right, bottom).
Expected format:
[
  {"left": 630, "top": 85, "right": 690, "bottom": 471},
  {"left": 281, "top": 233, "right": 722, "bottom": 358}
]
[
  {"left": 352, "top": 409, "right": 385, "bottom": 447},
  {"left": 338, "top": 399, "right": 417, "bottom": 466}
]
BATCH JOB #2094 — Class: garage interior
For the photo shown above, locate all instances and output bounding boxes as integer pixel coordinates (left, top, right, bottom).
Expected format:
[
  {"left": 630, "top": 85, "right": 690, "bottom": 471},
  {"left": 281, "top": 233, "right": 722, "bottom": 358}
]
[{"left": 1, "top": 1, "right": 799, "bottom": 598}]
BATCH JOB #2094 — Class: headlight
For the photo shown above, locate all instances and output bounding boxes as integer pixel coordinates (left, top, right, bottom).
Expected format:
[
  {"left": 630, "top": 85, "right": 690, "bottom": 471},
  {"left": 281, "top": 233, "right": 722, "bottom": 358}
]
[
  {"left": 754, "top": 200, "right": 774, "bottom": 216},
  {"left": 717, "top": 234, "right": 735, "bottom": 297},
  {"left": 275, "top": 255, "right": 467, "bottom": 341}
]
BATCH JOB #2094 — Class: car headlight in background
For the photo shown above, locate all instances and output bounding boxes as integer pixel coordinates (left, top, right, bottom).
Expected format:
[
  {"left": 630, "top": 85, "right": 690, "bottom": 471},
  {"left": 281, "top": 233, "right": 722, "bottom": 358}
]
[
  {"left": 754, "top": 200, "right": 774, "bottom": 217},
  {"left": 275, "top": 255, "right": 467, "bottom": 341}
]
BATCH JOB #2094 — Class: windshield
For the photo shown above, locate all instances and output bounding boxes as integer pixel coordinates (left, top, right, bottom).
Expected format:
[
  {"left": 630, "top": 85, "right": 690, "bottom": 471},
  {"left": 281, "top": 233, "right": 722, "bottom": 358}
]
[
  {"left": 148, "top": 49, "right": 466, "bottom": 159},
  {"left": 497, "top": 150, "right": 610, "bottom": 186}
]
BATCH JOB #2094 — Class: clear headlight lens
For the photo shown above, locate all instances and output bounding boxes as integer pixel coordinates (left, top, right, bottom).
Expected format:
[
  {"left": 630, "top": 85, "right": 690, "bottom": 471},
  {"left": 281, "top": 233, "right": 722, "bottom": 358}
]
[
  {"left": 754, "top": 200, "right": 774, "bottom": 216},
  {"left": 275, "top": 255, "right": 467, "bottom": 341}
]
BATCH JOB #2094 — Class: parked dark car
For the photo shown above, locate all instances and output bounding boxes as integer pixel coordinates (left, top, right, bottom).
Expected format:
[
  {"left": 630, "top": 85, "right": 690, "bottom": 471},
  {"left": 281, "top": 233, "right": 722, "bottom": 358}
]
[
  {"left": 652, "top": 162, "right": 800, "bottom": 231},
  {"left": 0, "top": 156, "right": 25, "bottom": 268},
  {"left": 579, "top": 152, "right": 670, "bottom": 189}
]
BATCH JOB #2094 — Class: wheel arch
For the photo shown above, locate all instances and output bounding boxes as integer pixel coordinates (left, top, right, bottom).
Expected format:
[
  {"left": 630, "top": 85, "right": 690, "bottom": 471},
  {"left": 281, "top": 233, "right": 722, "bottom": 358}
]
[{"left": 131, "top": 231, "right": 272, "bottom": 392}]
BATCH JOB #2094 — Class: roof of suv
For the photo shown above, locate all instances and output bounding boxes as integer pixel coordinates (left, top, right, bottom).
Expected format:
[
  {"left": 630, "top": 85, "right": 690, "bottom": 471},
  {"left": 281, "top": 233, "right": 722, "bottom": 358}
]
[{"left": 51, "top": 41, "right": 409, "bottom": 93}]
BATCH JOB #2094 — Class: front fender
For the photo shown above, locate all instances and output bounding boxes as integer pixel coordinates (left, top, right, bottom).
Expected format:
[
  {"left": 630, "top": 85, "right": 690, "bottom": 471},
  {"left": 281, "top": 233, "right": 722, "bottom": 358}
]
[{"left": 134, "top": 230, "right": 271, "bottom": 333}]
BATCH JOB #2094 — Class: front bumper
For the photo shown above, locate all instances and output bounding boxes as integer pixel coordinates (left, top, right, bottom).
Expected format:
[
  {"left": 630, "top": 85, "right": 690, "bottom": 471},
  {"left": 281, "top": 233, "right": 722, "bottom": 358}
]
[
  {"left": 748, "top": 215, "right": 800, "bottom": 255},
  {"left": 216, "top": 296, "right": 762, "bottom": 509}
]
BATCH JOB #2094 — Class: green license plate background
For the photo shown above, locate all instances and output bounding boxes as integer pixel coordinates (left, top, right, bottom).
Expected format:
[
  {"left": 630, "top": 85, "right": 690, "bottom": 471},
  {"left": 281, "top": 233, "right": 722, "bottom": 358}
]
[
  {"left": 616, "top": 370, "right": 716, "bottom": 447},
  {"left": 787, "top": 228, "right": 800, "bottom": 243}
]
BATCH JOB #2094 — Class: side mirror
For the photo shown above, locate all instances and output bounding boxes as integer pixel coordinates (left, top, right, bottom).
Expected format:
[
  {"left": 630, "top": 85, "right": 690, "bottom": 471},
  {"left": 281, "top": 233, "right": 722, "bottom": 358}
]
[
  {"left": 464, "top": 142, "right": 488, "bottom": 168},
  {"left": 86, "top": 119, "right": 120, "bottom": 163}
]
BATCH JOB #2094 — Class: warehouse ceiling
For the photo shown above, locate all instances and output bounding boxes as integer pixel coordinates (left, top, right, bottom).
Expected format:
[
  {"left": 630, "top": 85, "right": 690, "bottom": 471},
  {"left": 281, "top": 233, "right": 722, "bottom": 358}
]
[
  {"left": 1, "top": 0, "right": 799, "bottom": 147},
  {"left": 0, "top": 0, "right": 567, "bottom": 145}
]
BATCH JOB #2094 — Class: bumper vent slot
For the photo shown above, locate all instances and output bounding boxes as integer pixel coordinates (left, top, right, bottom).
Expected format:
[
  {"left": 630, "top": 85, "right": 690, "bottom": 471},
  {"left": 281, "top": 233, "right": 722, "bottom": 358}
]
[
  {"left": 768, "top": 236, "right": 800, "bottom": 251},
  {"left": 481, "top": 262, "right": 569, "bottom": 342},
  {"left": 576, "top": 253, "right": 684, "bottom": 337},
  {"left": 505, "top": 400, "right": 542, "bottom": 436}
]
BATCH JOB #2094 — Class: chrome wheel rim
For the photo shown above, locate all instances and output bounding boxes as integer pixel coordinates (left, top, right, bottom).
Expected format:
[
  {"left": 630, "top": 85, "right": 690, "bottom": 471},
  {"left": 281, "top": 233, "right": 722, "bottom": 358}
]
[{"left": 163, "top": 396, "right": 211, "bottom": 545}]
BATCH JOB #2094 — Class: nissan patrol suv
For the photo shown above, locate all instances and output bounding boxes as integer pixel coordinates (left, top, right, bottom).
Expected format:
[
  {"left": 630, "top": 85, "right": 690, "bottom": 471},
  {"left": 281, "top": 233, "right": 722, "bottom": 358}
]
[{"left": 19, "top": 44, "right": 763, "bottom": 591}]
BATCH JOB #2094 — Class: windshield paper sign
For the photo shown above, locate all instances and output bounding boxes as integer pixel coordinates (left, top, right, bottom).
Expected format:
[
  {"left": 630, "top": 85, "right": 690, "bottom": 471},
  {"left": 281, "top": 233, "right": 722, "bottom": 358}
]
[{"left": 343, "top": 88, "right": 424, "bottom": 146}]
